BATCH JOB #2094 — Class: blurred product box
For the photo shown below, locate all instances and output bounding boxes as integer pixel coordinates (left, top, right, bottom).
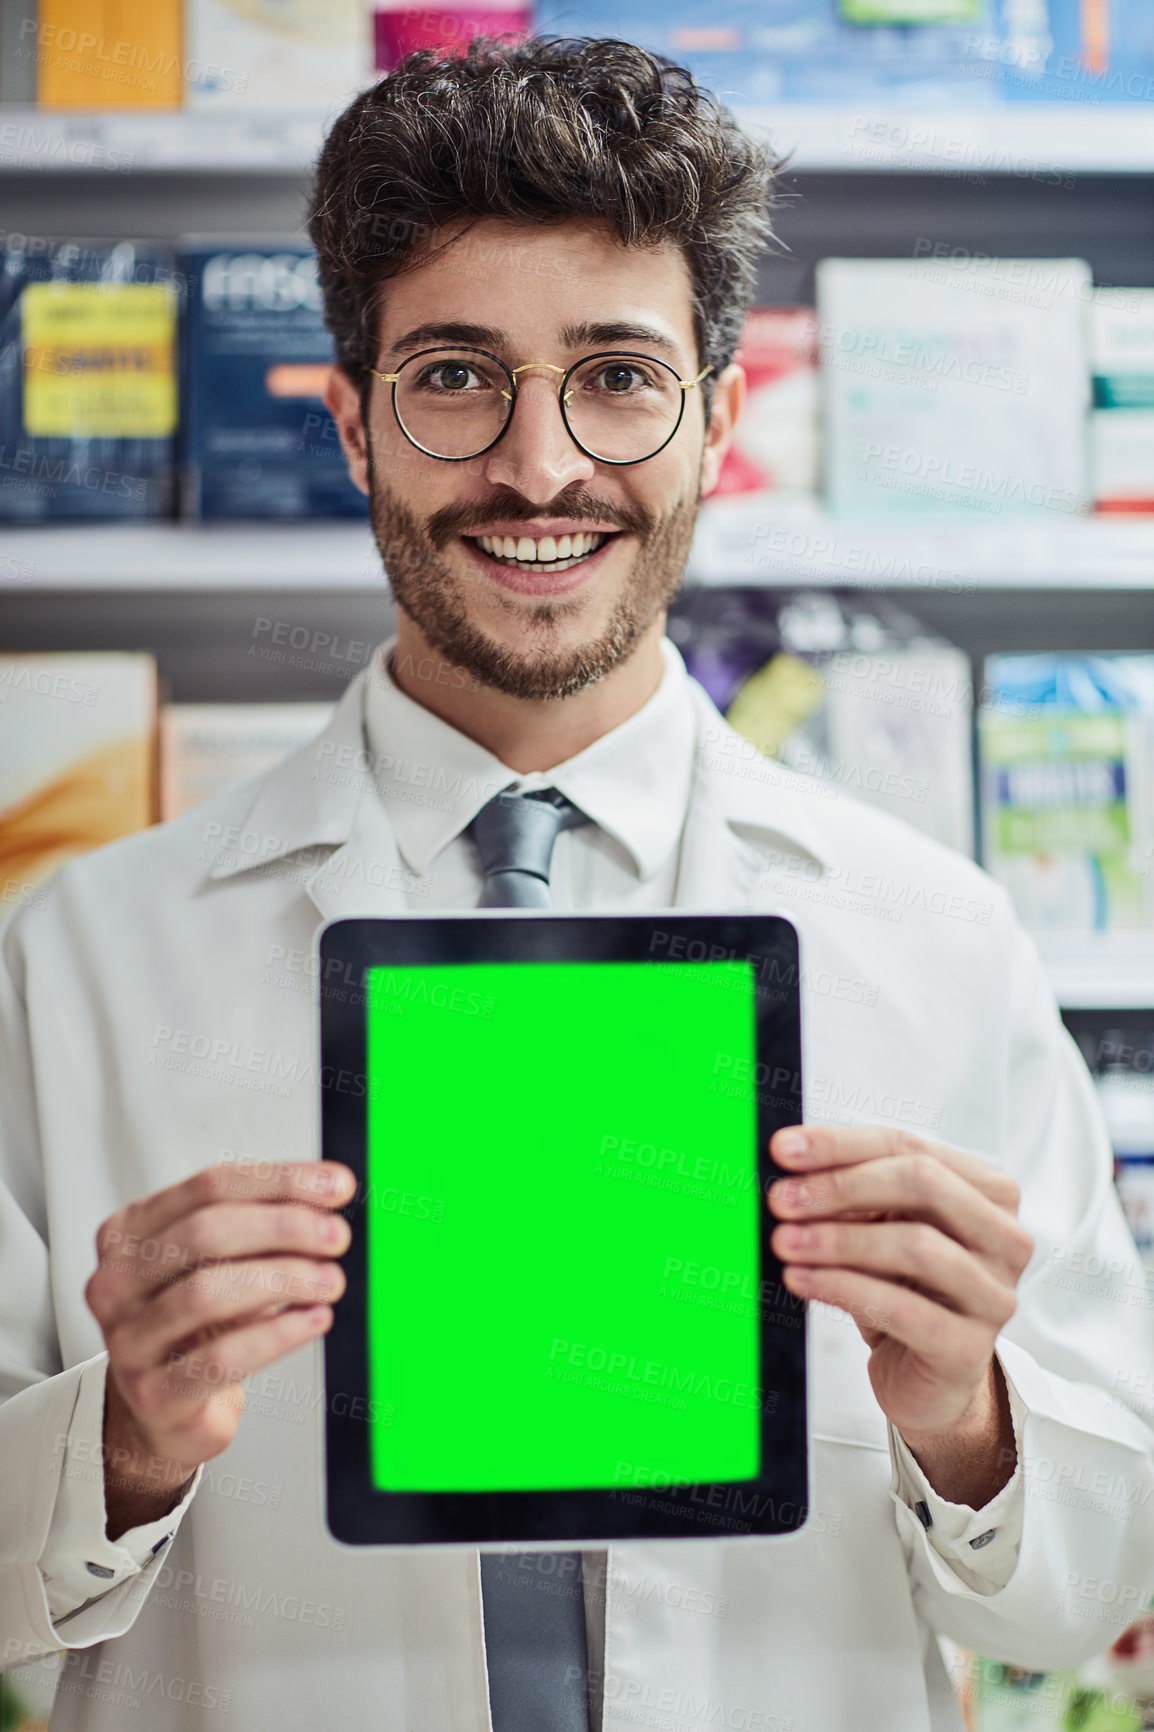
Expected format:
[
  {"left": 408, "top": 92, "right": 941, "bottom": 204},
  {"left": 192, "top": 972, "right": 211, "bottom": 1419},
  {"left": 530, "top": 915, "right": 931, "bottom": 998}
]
[
  {"left": 839, "top": 0, "right": 979, "bottom": 17},
  {"left": 0, "top": 238, "right": 178, "bottom": 523},
  {"left": 1096, "top": 1063, "right": 1154, "bottom": 1272},
  {"left": 0, "top": 1650, "right": 62, "bottom": 1732},
  {"left": 997, "top": 0, "right": 1154, "bottom": 107},
  {"left": 160, "top": 701, "right": 335, "bottom": 819},
  {"left": 818, "top": 257, "right": 1091, "bottom": 519},
  {"left": 179, "top": 241, "right": 368, "bottom": 519},
  {"left": 969, "top": 1655, "right": 1142, "bottom": 1729},
  {"left": 531, "top": 0, "right": 1154, "bottom": 110},
  {"left": 1091, "top": 411, "right": 1154, "bottom": 514},
  {"left": 978, "top": 654, "right": 1154, "bottom": 934},
  {"left": 37, "top": 0, "right": 181, "bottom": 108},
  {"left": 1090, "top": 288, "right": 1154, "bottom": 513},
  {"left": 669, "top": 586, "right": 974, "bottom": 854},
  {"left": 185, "top": 0, "right": 370, "bottom": 109},
  {"left": 0, "top": 652, "right": 157, "bottom": 926},
  {"left": 712, "top": 307, "right": 819, "bottom": 500},
  {"left": 373, "top": 0, "right": 530, "bottom": 72},
  {"left": 0, "top": 0, "right": 38, "bottom": 103}
]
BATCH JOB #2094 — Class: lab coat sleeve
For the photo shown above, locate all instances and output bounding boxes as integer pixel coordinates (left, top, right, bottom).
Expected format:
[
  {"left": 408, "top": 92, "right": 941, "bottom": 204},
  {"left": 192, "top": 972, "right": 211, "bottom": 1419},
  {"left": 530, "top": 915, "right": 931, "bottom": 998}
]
[
  {"left": 0, "top": 915, "right": 197, "bottom": 1665},
  {"left": 889, "top": 1366, "right": 1028, "bottom": 1597},
  {"left": 893, "top": 911, "right": 1154, "bottom": 1672},
  {"left": 40, "top": 1355, "right": 201, "bottom": 1633}
]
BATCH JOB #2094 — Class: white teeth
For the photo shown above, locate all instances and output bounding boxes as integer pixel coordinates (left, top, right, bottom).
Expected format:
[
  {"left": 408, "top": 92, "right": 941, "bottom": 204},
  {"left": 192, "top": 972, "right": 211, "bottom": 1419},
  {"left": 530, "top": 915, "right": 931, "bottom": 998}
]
[{"left": 476, "top": 531, "right": 607, "bottom": 566}]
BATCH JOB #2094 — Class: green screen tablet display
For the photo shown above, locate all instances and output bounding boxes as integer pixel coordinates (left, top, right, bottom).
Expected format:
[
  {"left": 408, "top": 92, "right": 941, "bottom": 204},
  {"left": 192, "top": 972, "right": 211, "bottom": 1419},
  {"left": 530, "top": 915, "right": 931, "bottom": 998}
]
[{"left": 364, "top": 959, "right": 761, "bottom": 1495}]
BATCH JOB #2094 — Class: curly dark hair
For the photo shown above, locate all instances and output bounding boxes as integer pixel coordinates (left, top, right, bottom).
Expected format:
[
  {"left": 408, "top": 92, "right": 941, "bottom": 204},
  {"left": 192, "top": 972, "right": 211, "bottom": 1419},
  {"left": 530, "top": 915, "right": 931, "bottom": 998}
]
[{"left": 307, "top": 35, "right": 779, "bottom": 400}]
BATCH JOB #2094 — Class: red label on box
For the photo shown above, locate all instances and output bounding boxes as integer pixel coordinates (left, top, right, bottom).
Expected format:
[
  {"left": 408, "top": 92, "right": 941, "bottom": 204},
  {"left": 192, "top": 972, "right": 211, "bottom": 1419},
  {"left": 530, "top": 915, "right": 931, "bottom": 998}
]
[{"left": 374, "top": 8, "right": 530, "bottom": 70}]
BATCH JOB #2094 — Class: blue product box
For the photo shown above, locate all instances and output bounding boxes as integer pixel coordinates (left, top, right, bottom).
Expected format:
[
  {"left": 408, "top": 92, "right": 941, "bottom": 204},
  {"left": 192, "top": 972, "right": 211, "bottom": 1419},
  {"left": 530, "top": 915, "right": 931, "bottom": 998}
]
[
  {"left": 534, "top": 0, "right": 1154, "bottom": 109},
  {"left": 180, "top": 242, "right": 368, "bottom": 520},
  {"left": 533, "top": 0, "right": 999, "bottom": 108},
  {"left": 0, "top": 238, "right": 178, "bottom": 523}
]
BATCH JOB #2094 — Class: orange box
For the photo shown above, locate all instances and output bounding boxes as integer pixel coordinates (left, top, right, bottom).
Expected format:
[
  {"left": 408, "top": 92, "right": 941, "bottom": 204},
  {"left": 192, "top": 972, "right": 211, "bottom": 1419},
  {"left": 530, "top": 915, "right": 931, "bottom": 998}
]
[{"left": 37, "top": 0, "right": 182, "bottom": 109}]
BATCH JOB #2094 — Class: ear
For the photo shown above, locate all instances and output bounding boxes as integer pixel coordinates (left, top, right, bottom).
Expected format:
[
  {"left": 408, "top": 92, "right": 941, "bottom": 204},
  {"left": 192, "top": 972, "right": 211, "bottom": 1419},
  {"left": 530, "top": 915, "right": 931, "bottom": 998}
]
[
  {"left": 699, "top": 361, "right": 745, "bottom": 499},
  {"left": 324, "top": 366, "right": 371, "bottom": 496}
]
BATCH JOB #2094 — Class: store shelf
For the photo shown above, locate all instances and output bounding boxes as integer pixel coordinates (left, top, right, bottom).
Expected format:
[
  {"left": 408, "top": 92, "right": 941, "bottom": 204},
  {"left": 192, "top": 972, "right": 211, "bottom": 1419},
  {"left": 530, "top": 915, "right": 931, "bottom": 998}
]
[
  {"left": 744, "top": 104, "right": 1154, "bottom": 175},
  {"left": 0, "top": 522, "right": 381, "bottom": 589},
  {"left": 6, "top": 510, "right": 1154, "bottom": 591},
  {"left": 4, "top": 103, "right": 1154, "bottom": 176},
  {"left": 1041, "top": 936, "right": 1154, "bottom": 1012},
  {"left": 0, "top": 107, "right": 331, "bottom": 174},
  {"left": 687, "top": 498, "right": 1154, "bottom": 589}
]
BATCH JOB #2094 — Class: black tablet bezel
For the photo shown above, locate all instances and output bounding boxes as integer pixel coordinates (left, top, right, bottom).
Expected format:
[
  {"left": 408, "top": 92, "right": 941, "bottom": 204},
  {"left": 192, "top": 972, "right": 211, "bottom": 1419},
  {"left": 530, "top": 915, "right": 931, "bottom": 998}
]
[{"left": 321, "top": 913, "right": 807, "bottom": 1546}]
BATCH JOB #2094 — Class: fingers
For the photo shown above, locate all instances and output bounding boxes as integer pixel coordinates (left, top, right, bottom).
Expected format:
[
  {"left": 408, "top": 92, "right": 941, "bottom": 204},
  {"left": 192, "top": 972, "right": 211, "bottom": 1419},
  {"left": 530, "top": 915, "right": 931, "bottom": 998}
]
[
  {"left": 96, "top": 1160, "right": 355, "bottom": 1258},
  {"left": 780, "top": 1264, "right": 993, "bottom": 1383},
  {"left": 112, "top": 1305, "right": 335, "bottom": 1467},
  {"left": 89, "top": 1201, "right": 352, "bottom": 1312},
  {"left": 772, "top": 1219, "right": 1018, "bottom": 1331},
  {"left": 165, "top": 1304, "right": 336, "bottom": 1398},
  {"left": 768, "top": 1142, "right": 1033, "bottom": 1285},
  {"left": 105, "top": 1256, "right": 346, "bottom": 1375},
  {"left": 772, "top": 1125, "right": 1021, "bottom": 1216}
]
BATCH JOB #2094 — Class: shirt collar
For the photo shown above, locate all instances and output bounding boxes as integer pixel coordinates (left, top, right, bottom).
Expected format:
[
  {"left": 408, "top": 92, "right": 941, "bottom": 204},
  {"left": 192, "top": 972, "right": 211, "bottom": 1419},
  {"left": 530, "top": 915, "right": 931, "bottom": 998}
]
[{"left": 362, "top": 637, "right": 698, "bottom": 882}]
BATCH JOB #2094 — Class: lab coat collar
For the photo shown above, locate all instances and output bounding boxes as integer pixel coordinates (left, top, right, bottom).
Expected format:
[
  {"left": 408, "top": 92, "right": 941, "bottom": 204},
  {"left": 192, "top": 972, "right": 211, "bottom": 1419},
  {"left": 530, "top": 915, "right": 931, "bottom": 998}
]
[{"left": 201, "top": 645, "right": 830, "bottom": 922}]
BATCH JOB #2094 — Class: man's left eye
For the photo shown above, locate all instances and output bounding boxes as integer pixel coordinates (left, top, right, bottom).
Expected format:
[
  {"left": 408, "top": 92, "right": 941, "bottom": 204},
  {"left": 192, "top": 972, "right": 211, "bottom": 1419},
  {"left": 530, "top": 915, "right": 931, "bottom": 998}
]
[{"left": 598, "top": 366, "right": 644, "bottom": 392}]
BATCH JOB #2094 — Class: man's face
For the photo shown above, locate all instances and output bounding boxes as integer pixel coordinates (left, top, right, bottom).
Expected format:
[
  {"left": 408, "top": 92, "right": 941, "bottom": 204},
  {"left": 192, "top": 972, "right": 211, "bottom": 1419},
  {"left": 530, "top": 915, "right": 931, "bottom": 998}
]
[{"left": 327, "top": 217, "right": 741, "bottom": 700}]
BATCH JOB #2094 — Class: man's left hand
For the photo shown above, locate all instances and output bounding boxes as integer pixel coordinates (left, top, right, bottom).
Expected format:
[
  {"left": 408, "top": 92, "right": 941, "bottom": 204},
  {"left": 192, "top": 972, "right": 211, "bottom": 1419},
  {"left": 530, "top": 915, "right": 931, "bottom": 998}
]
[{"left": 768, "top": 1125, "right": 1034, "bottom": 1506}]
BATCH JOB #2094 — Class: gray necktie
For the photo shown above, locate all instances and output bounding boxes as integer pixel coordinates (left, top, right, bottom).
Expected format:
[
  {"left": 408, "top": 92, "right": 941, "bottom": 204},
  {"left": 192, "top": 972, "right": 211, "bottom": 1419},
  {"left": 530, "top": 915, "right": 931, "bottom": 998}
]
[
  {"left": 468, "top": 787, "right": 593, "bottom": 1732},
  {"left": 471, "top": 787, "right": 588, "bottom": 908}
]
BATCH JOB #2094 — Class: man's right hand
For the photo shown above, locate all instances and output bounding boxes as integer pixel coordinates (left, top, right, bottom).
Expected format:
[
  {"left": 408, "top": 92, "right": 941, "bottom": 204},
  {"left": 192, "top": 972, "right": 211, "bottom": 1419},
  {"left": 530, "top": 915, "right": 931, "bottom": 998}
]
[{"left": 85, "top": 1159, "right": 354, "bottom": 1539}]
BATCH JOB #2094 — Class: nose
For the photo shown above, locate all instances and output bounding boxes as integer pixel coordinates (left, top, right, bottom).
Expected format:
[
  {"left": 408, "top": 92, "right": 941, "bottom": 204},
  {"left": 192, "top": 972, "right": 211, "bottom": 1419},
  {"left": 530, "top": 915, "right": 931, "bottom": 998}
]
[{"left": 482, "top": 370, "right": 596, "bottom": 501}]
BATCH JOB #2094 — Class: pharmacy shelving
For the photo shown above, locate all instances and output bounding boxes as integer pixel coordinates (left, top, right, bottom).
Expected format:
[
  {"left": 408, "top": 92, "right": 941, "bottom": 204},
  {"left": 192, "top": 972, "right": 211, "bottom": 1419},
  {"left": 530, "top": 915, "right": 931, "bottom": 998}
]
[
  {"left": 1040, "top": 937, "right": 1154, "bottom": 1012},
  {"left": 5, "top": 507, "right": 1154, "bottom": 592},
  {"left": 4, "top": 90, "right": 1153, "bottom": 1017},
  {"left": 0, "top": 521, "right": 382, "bottom": 590},
  {"left": 4, "top": 103, "right": 1154, "bottom": 176},
  {"left": 688, "top": 500, "right": 1154, "bottom": 591}
]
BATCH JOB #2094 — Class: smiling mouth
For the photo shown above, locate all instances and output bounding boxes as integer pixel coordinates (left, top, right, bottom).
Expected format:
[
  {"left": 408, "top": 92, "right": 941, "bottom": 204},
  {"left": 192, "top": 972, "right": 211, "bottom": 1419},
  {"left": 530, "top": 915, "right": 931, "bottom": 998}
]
[{"left": 466, "top": 530, "right": 614, "bottom": 574}]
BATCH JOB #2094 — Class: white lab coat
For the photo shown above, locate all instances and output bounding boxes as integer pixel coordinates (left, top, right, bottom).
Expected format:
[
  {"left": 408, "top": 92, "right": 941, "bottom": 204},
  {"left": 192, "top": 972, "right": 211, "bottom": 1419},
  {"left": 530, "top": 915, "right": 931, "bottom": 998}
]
[{"left": 1, "top": 663, "right": 1153, "bottom": 1731}]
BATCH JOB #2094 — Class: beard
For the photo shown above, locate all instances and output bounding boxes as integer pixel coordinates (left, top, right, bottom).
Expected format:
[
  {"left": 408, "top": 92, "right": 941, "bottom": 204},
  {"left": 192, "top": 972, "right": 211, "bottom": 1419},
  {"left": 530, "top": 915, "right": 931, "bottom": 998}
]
[{"left": 366, "top": 437, "right": 700, "bottom": 701}]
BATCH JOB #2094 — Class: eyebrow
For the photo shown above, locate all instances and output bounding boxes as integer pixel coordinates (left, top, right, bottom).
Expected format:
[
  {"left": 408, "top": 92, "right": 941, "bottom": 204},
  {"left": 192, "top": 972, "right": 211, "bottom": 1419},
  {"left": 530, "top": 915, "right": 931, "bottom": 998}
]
[{"left": 386, "top": 318, "right": 686, "bottom": 363}]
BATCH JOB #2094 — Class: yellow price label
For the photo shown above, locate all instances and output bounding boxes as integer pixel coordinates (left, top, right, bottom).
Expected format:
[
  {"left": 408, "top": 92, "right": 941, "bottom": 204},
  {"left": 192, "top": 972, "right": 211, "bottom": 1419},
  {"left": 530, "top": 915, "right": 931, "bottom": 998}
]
[{"left": 22, "top": 282, "right": 177, "bottom": 438}]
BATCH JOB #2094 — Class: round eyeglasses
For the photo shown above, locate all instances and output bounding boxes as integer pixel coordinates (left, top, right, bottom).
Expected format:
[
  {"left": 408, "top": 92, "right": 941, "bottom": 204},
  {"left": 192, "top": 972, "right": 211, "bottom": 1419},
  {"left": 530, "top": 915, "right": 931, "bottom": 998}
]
[{"left": 369, "top": 347, "right": 714, "bottom": 466}]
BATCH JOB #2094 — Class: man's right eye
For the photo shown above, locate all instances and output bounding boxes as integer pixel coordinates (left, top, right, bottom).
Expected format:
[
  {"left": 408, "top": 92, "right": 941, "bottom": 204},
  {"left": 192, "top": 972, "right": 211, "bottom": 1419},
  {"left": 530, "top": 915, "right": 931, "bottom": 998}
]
[{"left": 421, "top": 363, "right": 483, "bottom": 392}]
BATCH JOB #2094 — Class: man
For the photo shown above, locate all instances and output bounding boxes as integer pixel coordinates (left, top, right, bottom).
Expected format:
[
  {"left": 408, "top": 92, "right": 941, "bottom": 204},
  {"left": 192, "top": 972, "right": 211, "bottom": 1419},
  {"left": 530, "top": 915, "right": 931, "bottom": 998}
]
[{"left": 1, "top": 34, "right": 1152, "bottom": 1732}]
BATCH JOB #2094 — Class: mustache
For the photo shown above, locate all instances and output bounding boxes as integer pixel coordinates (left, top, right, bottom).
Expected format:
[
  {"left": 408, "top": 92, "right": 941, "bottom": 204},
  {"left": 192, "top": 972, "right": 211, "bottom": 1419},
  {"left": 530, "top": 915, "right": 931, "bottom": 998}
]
[{"left": 425, "top": 488, "right": 656, "bottom": 550}]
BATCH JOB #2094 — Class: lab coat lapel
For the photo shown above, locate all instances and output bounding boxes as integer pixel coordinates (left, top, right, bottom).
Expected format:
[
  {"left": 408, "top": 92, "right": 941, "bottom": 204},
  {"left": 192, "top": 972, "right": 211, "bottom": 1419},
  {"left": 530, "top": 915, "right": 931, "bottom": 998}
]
[
  {"left": 202, "top": 667, "right": 417, "bottom": 924},
  {"left": 673, "top": 761, "right": 767, "bottom": 912},
  {"left": 302, "top": 786, "right": 415, "bottom": 923}
]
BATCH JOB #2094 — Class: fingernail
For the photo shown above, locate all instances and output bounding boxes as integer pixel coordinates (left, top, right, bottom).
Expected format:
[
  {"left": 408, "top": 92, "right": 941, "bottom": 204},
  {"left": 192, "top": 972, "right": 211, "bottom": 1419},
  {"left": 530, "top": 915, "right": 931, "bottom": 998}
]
[
  {"left": 321, "top": 1214, "right": 347, "bottom": 1246},
  {"left": 775, "top": 1129, "right": 808, "bottom": 1159}
]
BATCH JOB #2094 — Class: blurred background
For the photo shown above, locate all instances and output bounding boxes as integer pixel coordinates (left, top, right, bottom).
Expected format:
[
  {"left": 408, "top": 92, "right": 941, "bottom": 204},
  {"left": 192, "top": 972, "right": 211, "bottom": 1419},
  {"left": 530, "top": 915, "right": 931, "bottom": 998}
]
[{"left": 3, "top": 2, "right": 1154, "bottom": 1726}]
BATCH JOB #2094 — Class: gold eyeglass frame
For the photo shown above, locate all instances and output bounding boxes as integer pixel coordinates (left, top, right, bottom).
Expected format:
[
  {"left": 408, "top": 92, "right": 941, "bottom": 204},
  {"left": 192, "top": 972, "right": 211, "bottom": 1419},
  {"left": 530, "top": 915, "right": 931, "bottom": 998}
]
[{"left": 368, "top": 346, "right": 714, "bottom": 466}]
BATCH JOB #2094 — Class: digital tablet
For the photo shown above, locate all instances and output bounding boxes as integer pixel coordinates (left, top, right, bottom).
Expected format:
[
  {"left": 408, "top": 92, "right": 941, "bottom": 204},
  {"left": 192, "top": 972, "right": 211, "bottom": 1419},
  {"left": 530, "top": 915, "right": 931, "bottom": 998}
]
[{"left": 320, "top": 913, "right": 807, "bottom": 1548}]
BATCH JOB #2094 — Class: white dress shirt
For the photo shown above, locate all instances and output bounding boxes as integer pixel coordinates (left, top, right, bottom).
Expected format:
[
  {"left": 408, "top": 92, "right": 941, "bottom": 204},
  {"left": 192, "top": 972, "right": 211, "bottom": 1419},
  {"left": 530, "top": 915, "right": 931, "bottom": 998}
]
[
  {"left": 1, "top": 638, "right": 1150, "bottom": 1731},
  {"left": 361, "top": 638, "right": 695, "bottom": 910}
]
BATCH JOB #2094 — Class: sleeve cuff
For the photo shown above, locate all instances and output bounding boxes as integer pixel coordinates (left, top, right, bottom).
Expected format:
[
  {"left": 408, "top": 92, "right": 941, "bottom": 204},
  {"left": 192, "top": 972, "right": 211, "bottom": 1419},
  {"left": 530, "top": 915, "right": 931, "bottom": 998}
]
[
  {"left": 889, "top": 1359, "right": 1028, "bottom": 1597},
  {"left": 39, "top": 1357, "right": 201, "bottom": 1629}
]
